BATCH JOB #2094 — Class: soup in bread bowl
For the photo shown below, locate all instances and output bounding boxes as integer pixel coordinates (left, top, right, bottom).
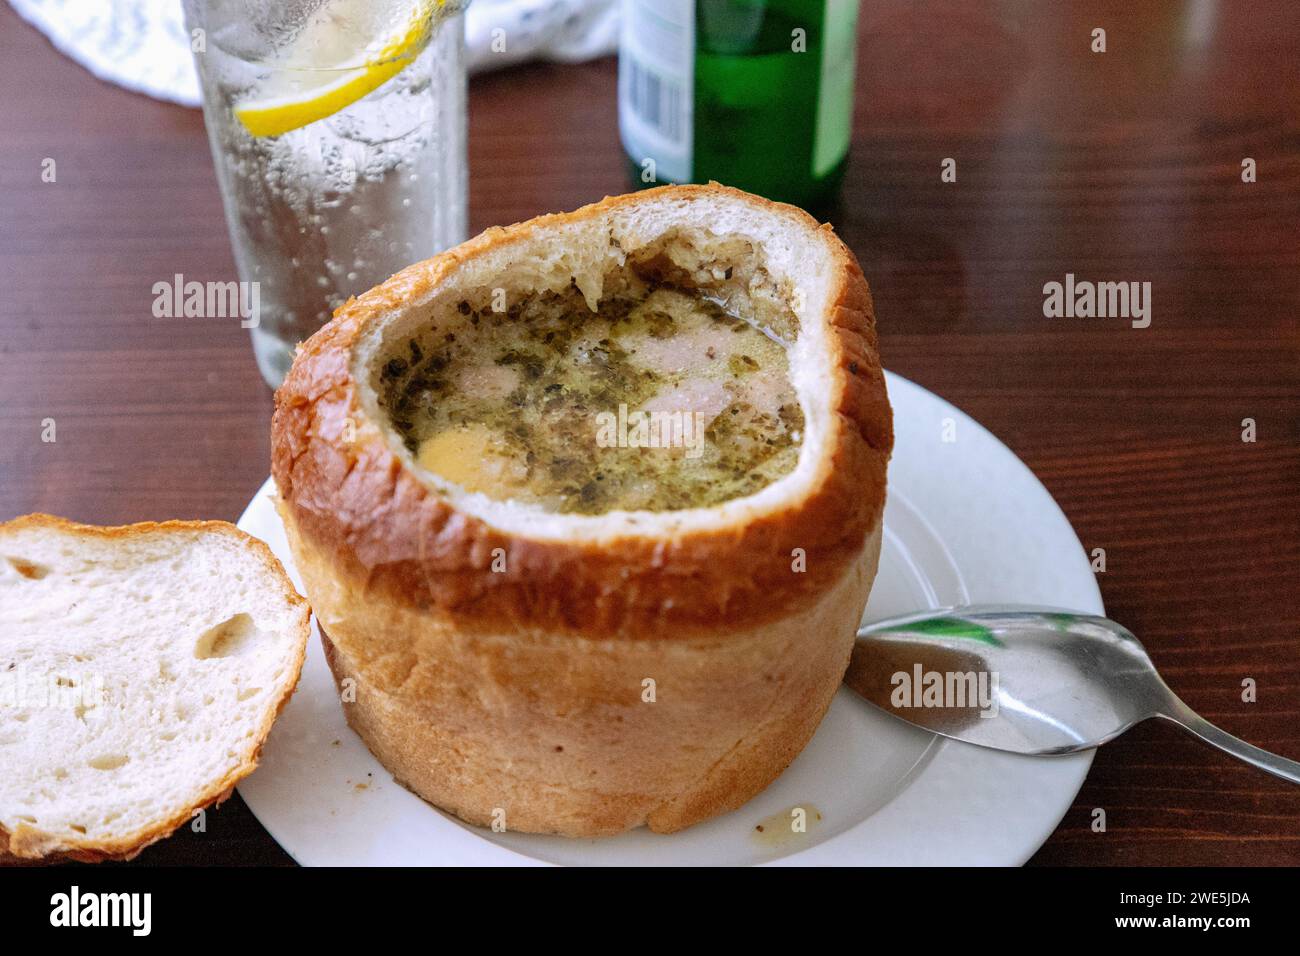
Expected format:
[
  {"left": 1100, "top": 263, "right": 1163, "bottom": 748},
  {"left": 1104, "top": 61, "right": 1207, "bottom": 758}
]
[{"left": 271, "top": 184, "right": 892, "bottom": 836}]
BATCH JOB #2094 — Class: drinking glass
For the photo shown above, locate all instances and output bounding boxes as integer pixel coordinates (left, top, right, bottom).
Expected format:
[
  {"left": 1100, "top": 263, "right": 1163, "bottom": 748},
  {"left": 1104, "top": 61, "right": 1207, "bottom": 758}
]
[{"left": 183, "top": 0, "right": 468, "bottom": 388}]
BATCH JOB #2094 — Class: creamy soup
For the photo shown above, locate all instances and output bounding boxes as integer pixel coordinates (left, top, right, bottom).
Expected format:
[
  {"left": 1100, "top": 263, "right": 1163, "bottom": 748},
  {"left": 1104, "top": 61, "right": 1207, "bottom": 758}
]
[{"left": 380, "top": 277, "right": 803, "bottom": 514}]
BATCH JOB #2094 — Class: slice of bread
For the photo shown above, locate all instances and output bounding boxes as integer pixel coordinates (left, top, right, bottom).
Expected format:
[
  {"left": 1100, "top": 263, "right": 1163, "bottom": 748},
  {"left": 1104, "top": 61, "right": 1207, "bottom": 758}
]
[{"left": 0, "top": 514, "right": 309, "bottom": 863}]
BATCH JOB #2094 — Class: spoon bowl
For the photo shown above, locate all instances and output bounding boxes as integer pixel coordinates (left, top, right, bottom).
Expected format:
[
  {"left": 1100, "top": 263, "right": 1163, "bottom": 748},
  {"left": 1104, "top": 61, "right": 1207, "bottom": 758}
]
[{"left": 846, "top": 605, "right": 1300, "bottom": 783}]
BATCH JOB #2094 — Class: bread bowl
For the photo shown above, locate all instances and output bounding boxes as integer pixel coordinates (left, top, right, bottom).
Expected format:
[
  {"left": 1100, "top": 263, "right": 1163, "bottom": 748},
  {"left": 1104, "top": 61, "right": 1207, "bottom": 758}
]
[{"left": 271, "top": 184, "right": 892, "bottom": 836}]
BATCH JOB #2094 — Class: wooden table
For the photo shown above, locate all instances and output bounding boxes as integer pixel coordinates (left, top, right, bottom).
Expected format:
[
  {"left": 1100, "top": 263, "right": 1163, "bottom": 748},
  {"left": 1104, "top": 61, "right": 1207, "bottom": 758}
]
[{"left": 2, "top": 1, "right": 1296, "bottom": 866}]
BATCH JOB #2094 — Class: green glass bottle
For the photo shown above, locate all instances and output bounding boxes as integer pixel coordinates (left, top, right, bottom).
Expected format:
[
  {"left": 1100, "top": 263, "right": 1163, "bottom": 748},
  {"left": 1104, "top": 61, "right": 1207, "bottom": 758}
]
[{"left": 618, "top": 0, "right": 860, "bottom": 210}]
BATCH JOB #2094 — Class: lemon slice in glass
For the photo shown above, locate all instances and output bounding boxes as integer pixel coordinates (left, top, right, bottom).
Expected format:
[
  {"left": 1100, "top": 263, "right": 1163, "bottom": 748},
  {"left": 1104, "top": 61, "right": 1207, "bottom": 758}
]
[{"left": 234, "top": 0, "right": 454, "bottom": 138}]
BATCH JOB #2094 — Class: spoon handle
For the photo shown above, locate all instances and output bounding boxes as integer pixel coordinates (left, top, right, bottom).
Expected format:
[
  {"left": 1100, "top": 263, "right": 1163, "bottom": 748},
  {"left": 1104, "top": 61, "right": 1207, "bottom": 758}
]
[{"left": 1161, "top": 704, "right": 1300, "bottom": 785}]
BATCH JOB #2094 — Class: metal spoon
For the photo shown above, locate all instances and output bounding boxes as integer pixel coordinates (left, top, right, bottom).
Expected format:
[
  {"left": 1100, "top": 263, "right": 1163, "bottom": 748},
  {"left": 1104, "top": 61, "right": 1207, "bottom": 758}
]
[{"left": 845, "top": 605, "right": 1300, "bottom": 783}]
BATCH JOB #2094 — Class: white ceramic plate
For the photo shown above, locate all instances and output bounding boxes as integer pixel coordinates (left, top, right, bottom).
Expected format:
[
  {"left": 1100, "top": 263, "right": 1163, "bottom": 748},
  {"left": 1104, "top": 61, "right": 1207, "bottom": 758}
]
[{"left": 236, "top": 371, "right": 1101, "bottom": 866}]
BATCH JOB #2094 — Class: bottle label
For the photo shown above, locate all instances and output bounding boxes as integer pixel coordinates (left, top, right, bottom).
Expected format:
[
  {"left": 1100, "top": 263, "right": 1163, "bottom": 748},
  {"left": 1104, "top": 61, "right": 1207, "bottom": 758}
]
[
  {"left": 619, "top": 0, "right": 694, "bottom": 184},
  {"left": 812, "top": 0, "right": 858, "bottom": 177}
]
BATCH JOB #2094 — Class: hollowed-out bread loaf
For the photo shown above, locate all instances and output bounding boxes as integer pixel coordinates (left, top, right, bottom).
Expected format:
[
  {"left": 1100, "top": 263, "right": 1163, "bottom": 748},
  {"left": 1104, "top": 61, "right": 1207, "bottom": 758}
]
[
  {"left": 0, "top": 515, "right": 309, "bottom": 862},
  {"left": 272, "top": 184, "right": 892, "bottom": 836}
]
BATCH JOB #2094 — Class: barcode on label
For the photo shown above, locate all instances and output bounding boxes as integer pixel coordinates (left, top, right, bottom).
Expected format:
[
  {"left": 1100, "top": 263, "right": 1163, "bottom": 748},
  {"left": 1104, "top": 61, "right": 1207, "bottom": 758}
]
[{"left": 625, "top": 58, "right": 686, "bottom": 144}]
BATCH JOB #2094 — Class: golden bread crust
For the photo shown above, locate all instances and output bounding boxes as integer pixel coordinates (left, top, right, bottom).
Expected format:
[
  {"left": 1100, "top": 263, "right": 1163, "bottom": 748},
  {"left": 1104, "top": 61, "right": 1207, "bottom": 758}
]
[{"left": 307, "top": 526, "right": 881, "bottom": 836}]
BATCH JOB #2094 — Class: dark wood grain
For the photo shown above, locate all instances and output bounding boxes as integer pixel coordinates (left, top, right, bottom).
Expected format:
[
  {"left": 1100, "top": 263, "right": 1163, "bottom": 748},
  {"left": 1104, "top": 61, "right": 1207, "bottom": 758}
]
[{"left": 1, "top": 0, "right": 1296, "bottom": 867}]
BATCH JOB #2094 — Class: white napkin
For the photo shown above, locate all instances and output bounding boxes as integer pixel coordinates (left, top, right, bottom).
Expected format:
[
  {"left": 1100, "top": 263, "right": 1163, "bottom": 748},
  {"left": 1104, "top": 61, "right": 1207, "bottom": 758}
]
[{"left": 7, "top": 0, "right": 620, "bottom": 108}]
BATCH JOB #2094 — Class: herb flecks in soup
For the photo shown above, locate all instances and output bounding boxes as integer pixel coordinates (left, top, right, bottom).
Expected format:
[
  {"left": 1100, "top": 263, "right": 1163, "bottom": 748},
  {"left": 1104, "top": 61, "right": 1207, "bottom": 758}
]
[{"left": 381, "top": 281, "right": 804, "bottom": 514}]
